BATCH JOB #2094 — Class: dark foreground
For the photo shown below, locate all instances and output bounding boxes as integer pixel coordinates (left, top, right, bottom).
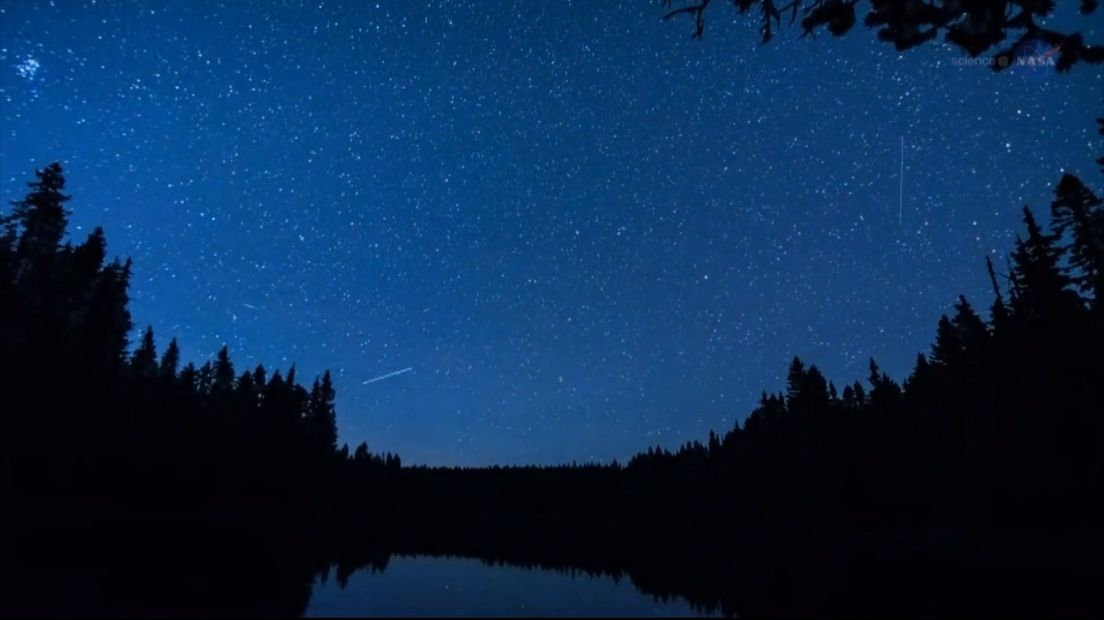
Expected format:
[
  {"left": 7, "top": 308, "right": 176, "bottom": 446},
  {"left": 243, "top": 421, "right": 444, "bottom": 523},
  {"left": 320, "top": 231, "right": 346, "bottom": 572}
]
[{"left": 4, "top": 506, "right": 1100, "bottom": 618}]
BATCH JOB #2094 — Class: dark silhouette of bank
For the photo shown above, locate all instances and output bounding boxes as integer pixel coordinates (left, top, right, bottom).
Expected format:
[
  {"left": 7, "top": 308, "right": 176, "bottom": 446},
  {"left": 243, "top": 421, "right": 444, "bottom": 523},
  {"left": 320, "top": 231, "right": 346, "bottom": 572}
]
[{"left": 2, "top": 157, "right": 1102, "bottom": 616}]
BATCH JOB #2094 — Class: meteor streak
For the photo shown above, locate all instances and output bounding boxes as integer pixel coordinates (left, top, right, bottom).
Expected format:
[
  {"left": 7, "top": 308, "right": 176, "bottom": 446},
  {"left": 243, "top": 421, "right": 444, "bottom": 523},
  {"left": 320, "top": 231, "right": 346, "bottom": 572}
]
[
  {"left": 899, "top": 136, "right": 905, "bottom": 227},
  {"left": 362, "top": 367, "right": 413, "bottom": 385}
]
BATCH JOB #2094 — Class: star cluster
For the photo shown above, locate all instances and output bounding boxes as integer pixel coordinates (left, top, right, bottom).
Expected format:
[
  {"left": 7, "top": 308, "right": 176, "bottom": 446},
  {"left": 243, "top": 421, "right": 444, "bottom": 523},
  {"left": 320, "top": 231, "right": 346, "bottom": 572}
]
[{"left": 2, "top": 1, "right": 1100, "bottom": 464}]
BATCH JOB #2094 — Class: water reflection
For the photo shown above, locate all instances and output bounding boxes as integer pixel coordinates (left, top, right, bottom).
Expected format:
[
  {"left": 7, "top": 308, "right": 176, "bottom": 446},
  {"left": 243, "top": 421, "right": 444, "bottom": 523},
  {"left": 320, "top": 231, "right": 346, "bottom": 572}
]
[
  {"left": 306, "top": 555, "right": 713, "bottom": 617},
  {"left": 6, "top": 517, "right": 1099, "bottom": 617}
]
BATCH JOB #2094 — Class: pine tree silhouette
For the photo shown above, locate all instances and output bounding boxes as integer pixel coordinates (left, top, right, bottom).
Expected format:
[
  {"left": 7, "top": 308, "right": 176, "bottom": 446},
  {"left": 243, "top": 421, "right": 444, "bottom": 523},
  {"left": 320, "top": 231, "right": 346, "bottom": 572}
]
[
  {"left": 1050, "top": 174, "right": 1104, "bottom": 310},
  {"left": 159, "top": 338, "right": 180, "bottom": 382},
  {"left": 9, "top": 162, "right": 70, "bottom": 288},
  {"left": 131, "top": 326, "right": 158, "bottom": 380},
  {"left": 1009, "top": 207, "right": 1079, "bottom": 321}
]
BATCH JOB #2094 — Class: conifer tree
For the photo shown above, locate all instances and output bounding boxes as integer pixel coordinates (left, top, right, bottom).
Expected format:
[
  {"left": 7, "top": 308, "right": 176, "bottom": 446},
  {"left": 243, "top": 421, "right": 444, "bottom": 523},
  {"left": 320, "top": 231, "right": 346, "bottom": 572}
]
[
  {"left": 63, "top": 228, "right": 107, "bottom": 325},
  {"left": 866, "top": 358, "right": 902, "bottom": 415},
  {"left": 785, "top": 357, "right": 806, "bottom": 411},
  {"left": 9, "top": 162, "right": 70, "bottom": 286},
  {"left": 353, "top": 442, "right": 370, "bottom": 463},
  {"left": 931, "top": 315, "right": 959, "bottom": 367},
  {"left": 1009, "top": 207, "right": 1077, "bottom": 320},
  {"left": 306, "top": 370, "right": 338, "bottom": 456},
  {"left": 707, "top": 429, "right": 721, "bottom": 454},
  {"left": 81, "top": 257, "right": 132, "bottom": 367},
  {"left": 1050, "top": 174, "right": 1104, "bottom": 307},
  {"left": 179, "top": 362, "right": 198, "bottom": 393},
  {"left": 212, "top": 346, "right": 235, "bottom": 395},
  {"left": 131, "top": 326, "right": 158, "bottom": 380},
  {"left": 951, "top": 296, "right": 988, "bottom": 353},
  {"left": 159, "top": 338, "right": 180, "bottom": 382},
  {"left": 197, "top": 361, "right": 214, "bottom": 396},
  {"left": 236, "top": 370, "right": 257, "bottom": 412}
]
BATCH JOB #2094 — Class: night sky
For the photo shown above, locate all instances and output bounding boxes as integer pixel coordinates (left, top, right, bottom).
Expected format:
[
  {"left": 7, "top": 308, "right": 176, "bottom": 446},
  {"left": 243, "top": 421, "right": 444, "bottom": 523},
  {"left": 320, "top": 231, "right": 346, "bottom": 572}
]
[{"left": 1, "top": 1, "right": 1100, "bottom": 465}]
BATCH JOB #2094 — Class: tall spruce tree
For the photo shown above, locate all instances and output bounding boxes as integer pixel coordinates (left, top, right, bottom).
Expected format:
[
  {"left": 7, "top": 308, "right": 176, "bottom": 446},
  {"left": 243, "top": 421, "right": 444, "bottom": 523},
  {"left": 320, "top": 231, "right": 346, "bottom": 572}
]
[
  {"left": 306, "top": 370, "right": 338, "bottom": 457},
  {"left": 159, "top": 338, "right": 180, "bottom": 382},
  {"left": 1050, "top": 174, "right": 1104, "bottom": 309},
  {"left": 1009, "top": 207, "right": 1077, "bottom": 321},
  {"left": 212, "top": 345, "right": 235, "bottom": 395},
  {"left": 951, "top": 296, "right": 989, "bottom": 355},
  {"left": 9, "top": 162, "right": 70, "bottom": 288},
  {"left": 131, "top": 327, "right": 158, "bottom": 380},
  {"left": 80, "top": 257, "right": 132, "bottom": 368}
]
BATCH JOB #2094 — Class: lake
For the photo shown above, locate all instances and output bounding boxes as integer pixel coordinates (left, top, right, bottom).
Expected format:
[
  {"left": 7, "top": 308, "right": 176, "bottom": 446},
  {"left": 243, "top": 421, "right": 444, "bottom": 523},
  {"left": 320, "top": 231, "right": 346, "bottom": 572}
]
[
  {"left": 305, "top": 555, "right": 712, "bottom": 617},
  {"left": 7, "top": 513, "right": 1100, "bottom": 617}
]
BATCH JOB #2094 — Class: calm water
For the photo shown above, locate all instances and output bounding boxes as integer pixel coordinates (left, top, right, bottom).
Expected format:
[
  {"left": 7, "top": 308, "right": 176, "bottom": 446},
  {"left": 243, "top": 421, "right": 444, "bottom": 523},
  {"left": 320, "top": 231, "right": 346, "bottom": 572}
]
[{"left": 305, "top": 555, "right": 713, "bottom": 617}]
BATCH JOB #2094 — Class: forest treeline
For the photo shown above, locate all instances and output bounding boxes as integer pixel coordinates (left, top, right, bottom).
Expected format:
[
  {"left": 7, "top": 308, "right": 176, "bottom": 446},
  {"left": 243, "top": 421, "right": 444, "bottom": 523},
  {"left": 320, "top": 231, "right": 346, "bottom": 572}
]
[
  {"left": 1, "top": 159, "right": 1102, "bottom": 529},
  {"left": 0, "top": 163, "right": 396, "bottom": 512},
  {"left": 340, "top": 162, "right": 1104, "bottom": 528},
  {"left": 623, "top": 189, "right": 1103, "bottom": 526}
]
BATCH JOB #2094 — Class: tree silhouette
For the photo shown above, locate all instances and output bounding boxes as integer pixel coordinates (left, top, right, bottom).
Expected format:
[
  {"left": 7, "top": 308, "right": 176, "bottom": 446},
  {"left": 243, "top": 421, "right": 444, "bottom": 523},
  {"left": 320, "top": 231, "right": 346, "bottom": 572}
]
[
  {"left": 662, "top": 0, "right": 1104, "bottom": 72},
  {"left": 0, "top": 162, "right": 371, "bottom": 517},
  {"left": 306, "top": 371, "right": 338, "bottom": 457},
  {"left": 9, "top": 162, "right": 71, "bottom": 287},
  {"left": 213, "top": 345, "right": 236, "bottom": 395},
  {"left": 131, "top": 326, "right": 158, "bottom": 380},
  {"left": 159, "top": 338, "right": 180, "bottom": 382},
  {"left": 1050, "top": 174, "right": 1104, "bottom": 310},
  {"left": 1009, "top": 206, "right": 1079, "bottom": 320}
]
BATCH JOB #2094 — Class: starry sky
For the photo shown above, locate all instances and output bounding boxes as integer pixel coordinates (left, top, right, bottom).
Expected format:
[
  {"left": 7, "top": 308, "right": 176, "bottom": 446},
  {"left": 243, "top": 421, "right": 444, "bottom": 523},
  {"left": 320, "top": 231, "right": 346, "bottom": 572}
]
[{"left": 1, "top": 1, "right": 1100, "bottom": 465}]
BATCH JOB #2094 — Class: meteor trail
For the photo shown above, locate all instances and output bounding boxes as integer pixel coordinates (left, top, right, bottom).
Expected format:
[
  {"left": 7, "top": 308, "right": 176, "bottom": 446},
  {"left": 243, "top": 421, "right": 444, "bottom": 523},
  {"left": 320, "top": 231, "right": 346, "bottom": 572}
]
[
  {"left": 899, "top": 136, "right": 904, "bottom": 227},
  {"left": 363, "top": 367, "right": 413, "bottom": 385}
]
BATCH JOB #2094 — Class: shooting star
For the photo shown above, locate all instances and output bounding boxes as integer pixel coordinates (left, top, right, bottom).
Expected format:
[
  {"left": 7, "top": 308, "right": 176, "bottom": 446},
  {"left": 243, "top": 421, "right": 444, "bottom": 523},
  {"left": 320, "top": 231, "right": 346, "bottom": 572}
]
[
  {"left": 362, "top": 367, "right": 413, "bottom": 385},
  {"left": 899, "top": 136, "right": 905, "bottom": 227}
]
